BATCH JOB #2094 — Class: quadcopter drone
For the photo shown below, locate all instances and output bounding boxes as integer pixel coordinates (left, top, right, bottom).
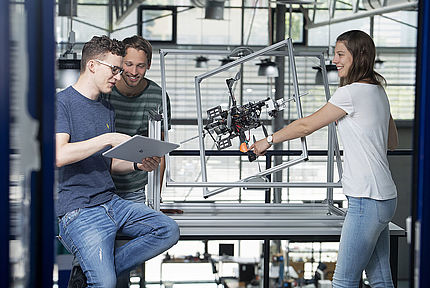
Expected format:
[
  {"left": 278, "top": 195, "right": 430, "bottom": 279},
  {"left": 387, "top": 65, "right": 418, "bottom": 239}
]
[{"left": 203, "top": 72, "right": 289, "bottom": 162}]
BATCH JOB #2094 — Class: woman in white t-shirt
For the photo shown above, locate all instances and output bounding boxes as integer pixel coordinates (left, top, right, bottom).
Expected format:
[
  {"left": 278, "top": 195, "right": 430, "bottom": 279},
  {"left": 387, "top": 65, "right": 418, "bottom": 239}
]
[{"left": 251, "top": 30, "right": 398, "bottom": 287}]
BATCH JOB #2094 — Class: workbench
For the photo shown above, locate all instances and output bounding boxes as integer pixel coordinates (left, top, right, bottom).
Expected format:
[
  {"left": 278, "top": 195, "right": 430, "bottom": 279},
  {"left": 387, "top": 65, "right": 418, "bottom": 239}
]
[{"left": 160, "top": 202, "right": 405, "bottom": 287}]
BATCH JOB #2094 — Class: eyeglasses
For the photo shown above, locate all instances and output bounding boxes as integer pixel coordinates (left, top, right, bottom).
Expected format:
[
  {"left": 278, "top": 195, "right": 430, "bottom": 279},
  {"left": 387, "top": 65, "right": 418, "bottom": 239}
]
[{"left": 94, "top": 59, "right": 124, "bottom": 75}]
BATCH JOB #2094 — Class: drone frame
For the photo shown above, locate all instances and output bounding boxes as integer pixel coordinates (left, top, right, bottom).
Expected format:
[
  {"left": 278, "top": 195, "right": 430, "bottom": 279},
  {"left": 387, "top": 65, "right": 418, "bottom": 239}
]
[{"left": 158, "top": 38, "right": 343, "bottom": 214}]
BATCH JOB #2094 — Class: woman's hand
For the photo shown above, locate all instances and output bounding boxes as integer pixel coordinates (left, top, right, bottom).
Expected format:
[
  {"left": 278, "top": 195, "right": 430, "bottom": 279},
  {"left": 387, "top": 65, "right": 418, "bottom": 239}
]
[{"left": 249, "top": 138, "right": 271, "bottom": 156}]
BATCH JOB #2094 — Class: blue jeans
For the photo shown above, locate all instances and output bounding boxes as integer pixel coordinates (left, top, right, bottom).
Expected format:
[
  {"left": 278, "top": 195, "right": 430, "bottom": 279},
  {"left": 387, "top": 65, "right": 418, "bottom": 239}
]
[
  {"left": 58, "top": 195, "right": 179, "bottom": 288},
  {"left": 332, "top": 196, "right": 397, "bottom": 288}
]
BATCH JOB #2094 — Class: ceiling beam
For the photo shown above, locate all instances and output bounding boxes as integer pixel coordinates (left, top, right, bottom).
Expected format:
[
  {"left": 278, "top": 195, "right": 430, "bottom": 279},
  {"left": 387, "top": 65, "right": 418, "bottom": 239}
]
[
  {"left": 306, "top": 0, "right": 418, "bottom": 29},
  {"left": 114, "top": 0, "right": 145, "bottom": 26}
]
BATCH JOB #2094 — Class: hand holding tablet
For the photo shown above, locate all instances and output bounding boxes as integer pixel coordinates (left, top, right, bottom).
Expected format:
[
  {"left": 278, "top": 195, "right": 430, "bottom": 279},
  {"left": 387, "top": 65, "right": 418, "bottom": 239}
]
[{"left": 102, "top": 135, "right": 180, "bottom": 163}]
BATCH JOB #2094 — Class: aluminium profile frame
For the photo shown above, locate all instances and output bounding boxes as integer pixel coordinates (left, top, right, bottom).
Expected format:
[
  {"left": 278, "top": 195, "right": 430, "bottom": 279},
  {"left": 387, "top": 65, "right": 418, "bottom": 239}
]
[
  {"left": 159, "top": 39, "right": 343, "bottom": 214},
  {"left": 199, "top": 39, "right": 309, "bottom": 198},
  {"left": 147, "top": 116, "right": 162, "bottom": 211}
]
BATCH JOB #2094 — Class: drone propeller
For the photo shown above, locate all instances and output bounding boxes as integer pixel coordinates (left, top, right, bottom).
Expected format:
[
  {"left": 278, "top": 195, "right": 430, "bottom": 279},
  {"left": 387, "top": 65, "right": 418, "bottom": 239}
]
[
  {"left": 226, "top": 70, "right": 241, "bottom": 129},
  {"left": 226, "top": 70, "right": 241, "bottom": 107}
]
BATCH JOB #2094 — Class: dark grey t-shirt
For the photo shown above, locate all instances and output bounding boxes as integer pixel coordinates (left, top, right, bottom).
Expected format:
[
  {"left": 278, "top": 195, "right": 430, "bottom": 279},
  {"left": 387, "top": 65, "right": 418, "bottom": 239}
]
[{"left": 56, "top": 86, "right": 116, "bottom": 217}]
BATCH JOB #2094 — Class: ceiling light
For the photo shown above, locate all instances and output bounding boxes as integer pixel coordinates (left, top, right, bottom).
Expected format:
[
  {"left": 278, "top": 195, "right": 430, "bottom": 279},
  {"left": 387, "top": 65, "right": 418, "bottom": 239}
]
[
  {"left": 219, "top": 57, "right": 235, "bottom": 66},
  {"left": 58, "top": 0, "right": 77, "bottom": 17},
  {"left": 195, "top": 56, "right": 209, "bottom": 68},
  {"left": 58, "top": 58, "right": 80, "bottom": 70},
  {"left": 313, "top": 63, "right": 339, "bottom": 85},
  {"left": 256, "top": 59, "right": 279, "bottom": 78},
  {"left": 56, "top": 59, "right": 80, "bottom": 89},
  {"left": 205, "top": 0, "right": 225, "bottom": 20},
  {"left": 375, "top": 57, "right": 384, "bottom": 69}
]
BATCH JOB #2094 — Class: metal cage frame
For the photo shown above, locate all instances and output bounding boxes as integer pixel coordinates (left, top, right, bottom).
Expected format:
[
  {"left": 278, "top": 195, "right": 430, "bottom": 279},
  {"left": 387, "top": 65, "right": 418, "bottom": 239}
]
[{"left": 154, "top": 39, "right": 343, "bottom": 215}]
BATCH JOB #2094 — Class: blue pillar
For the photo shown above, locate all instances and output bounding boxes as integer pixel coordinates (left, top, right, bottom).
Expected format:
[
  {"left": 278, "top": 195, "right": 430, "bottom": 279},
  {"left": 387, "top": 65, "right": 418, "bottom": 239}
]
[
  {"left": 26, "top": 0, "right": 56, "bottom": 287},
  {"left": 0, "top": 0, "right": 10, "bottom": 286},
  {"left": 413, "top": 0, "right": 430, "bottom": 287}
]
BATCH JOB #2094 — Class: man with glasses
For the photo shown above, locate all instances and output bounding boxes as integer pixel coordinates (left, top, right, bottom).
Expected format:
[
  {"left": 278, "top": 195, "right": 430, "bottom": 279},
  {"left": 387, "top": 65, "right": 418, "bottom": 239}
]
[{"left": 56, "top": 35, "right": 179, "bottom": 288}]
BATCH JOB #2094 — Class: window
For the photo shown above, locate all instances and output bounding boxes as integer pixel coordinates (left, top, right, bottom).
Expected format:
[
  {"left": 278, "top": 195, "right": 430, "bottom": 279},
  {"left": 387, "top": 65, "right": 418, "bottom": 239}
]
[
  {"left": 373, "top": 11, "right": 418, "bottom": 47},
  {"left": 138, "top": 6, "right": 177, "bottom": 43},
  {"left": 56, "top": 4, "right": 109, "bottom": 43},
  {"left": 271, "top": 8, "right": 305, "bottom": 44}
]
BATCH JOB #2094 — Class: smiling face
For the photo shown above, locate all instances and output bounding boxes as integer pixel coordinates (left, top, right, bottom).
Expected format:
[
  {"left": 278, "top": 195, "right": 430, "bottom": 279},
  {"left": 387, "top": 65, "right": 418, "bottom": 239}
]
[
  {"left": 121, "top": 47, "right": 150, "bottom": 88},
  {"left": 333, "top": 41, "right": 353, "bottom": 79}
]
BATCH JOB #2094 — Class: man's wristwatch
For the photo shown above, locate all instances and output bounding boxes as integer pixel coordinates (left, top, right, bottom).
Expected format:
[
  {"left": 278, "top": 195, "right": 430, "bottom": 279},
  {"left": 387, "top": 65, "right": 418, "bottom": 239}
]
[
  {"left": 266, "top": 134, "right": 274, "bottom": 145},
  {"left": 133, "top": 162, "right": 142, "bottom": 171}
]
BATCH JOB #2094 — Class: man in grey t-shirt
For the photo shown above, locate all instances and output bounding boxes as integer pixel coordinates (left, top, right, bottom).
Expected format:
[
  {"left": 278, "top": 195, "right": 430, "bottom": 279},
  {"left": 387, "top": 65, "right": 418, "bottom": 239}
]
[{"left": 58, "top": 36, "right": 179, "bottom": 288}]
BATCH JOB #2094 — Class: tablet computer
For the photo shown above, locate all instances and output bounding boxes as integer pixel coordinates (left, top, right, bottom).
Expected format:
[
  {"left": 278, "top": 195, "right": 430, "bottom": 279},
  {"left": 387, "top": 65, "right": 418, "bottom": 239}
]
[{"left": 102, "top": 135, "right": 180, "bottom": 163}]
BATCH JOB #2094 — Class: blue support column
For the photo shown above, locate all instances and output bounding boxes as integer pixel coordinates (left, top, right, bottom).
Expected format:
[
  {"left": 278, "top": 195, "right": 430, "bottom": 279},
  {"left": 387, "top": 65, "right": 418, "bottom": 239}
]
[
  {"left": 413, "top": 0, "right": 430, "bottom": 287},
  {"left": 26, "top": 0, "right": 56, "bottom": 287},
  {"left": 0, "top": 0, "right": 10, "bottom": 286},
  {"left": 40, "top": 0, "right": 56, "bottom": 285}
]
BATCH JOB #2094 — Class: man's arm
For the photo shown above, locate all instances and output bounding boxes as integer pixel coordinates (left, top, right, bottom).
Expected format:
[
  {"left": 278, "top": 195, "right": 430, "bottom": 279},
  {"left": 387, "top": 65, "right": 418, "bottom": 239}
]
[
  {"left": 251, "top": 103, "right": 346, "bottom": 156},
  {"left": 56, "top": 131, "right": 161, "bottom": 173},
  {"left": 56, "top": 132, "right": 130, "bottom": 167}
]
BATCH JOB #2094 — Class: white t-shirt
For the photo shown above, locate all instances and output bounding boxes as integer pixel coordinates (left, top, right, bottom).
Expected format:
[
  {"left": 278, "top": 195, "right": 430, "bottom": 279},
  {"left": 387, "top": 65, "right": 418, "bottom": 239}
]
[{"left": 329, "top": 82, "right": 397, "bottom": 200}]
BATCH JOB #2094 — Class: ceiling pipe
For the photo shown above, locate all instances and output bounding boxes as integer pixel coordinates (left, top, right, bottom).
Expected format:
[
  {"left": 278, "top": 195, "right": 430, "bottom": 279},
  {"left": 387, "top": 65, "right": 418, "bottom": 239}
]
[
  {"left": 306, "top": 0, "right": 418, "bottom": 29},
  {"left": 363, "top": 0, "right": 413, "bottom": 10}
]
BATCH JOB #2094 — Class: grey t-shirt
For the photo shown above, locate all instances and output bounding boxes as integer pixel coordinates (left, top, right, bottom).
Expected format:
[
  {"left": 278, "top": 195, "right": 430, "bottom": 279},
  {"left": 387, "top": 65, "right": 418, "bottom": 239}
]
[{"left": 56, "top": 86, "right": 116, "bottom": 217}]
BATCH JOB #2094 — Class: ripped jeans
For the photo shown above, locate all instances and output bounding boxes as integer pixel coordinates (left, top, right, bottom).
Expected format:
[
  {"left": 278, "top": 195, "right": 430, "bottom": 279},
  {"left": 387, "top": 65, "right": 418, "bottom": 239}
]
[{"left": 58, "top": 195, "right": 179, "bottom": 288}]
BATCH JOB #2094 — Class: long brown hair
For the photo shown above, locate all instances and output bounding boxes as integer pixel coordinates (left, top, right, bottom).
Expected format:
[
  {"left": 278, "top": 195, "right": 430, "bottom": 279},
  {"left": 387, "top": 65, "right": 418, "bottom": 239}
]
[{"left": 336, "top": 30, "right": 386, "bottom": 87}]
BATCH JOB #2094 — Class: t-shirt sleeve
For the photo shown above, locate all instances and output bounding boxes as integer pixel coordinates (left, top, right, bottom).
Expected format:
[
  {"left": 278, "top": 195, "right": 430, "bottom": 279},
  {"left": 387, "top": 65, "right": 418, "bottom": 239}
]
[
  {"left": 56, "top": 99, "right": 71, "bottom": 135},
  {"left": 329, "top": 87, "right": 355, "bottom": 115}
]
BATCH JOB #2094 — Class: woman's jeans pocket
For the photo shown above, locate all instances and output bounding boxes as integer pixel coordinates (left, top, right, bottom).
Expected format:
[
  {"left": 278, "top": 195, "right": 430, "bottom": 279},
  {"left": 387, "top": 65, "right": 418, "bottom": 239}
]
[{"left": 376, "top": 198, "right": 397, "bottom": 224}]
